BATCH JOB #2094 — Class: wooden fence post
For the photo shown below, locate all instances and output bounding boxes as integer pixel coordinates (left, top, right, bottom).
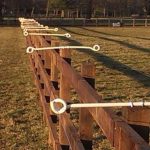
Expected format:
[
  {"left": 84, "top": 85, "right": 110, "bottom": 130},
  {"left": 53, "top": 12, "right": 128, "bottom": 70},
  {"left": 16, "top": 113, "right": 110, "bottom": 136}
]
[
  {"left": 96, "top": 18, "right": 98, "bottom": 27},
  {"left": 122, "top": 107, "right": 150, "bottom": 143},
  {"left": 43, "top": 50, "right": 51, "bottom": 104},
  {"left": 108, "top": 18, "right": 111, "bottom": 27},
  {"left": 50, "top": 40, "right": 60, "bottom": 93},
  {"left": 35, "top": 36, "right": 46, "bottom": 97},
  {"left": 44, "top": 35, "right": 52, "bottom": 45},
  {"left": 145, "top": 19, "right": 148, "bottom": 27},
  {"left": 83, "top": 19, "right": 86, "bottom": 26},
  {"left": 48, "top": 40, "right": 60, "bottom": 125},
  {"left": 59, "top": 48, "right": 71, "bottom": 150},
  {"left": 32, "top": 36, "right": 45, "bottom": 103},
  {"left": 133, "top": 19, "right": 135, "bottom": 27},
  {"left": 43, "top": 49, "right": 59, "bottom": 124},
  {"left": 79, "top": 61, "right": 95, "bottom": 150},
  {"left": 36, "top": 40, "right": 47, "bottom": 123}
]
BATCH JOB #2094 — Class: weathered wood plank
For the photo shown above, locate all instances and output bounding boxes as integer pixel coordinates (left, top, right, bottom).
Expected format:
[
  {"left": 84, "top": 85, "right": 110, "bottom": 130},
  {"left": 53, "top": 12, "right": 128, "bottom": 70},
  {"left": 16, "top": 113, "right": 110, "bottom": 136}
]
[
  {"left": 122, "top": 107, "right": 150, "bottom": 143},
  {"left": 29, "top": 56, "right": 62, "bottom": 150},
  {"left": 79, "top": 61, "right": 94, "bottom": 150},
  {"left": 31, "top": 50, "right": 84, "bottom": 150},
  {"left": 122, "top": 107, "right": 150, "bottom": 126},
  {"left": 114, "top": 121, "right": 150, "bottom": 150},
  {"left": 59, "top": 48, "right": 71, "bottom": 146},
  {"left": 47, "top": 49, "right": 150, "bottom": 149},
  {"left": 29, "top": 35, "right": 150, "bottom": 150},
  {"left": 60, "top": 113, "right": 85, "bottom": 150}
]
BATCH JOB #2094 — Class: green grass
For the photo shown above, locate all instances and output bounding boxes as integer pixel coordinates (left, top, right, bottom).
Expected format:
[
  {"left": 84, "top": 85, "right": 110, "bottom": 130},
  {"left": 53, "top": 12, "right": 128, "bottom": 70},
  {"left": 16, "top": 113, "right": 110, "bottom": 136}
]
[{"left": 0, "top": 27, "right": 50, "bottom": 149}]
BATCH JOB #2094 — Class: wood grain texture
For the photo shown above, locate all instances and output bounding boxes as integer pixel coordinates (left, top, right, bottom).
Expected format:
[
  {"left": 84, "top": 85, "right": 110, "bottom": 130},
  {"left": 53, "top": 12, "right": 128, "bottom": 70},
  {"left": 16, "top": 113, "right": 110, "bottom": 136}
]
[
  {"left": 27, "top": 35, "right": 150, "bottom": 150},
  {"left": 122, "top": 107, "right": 150, "bottom": 126}
]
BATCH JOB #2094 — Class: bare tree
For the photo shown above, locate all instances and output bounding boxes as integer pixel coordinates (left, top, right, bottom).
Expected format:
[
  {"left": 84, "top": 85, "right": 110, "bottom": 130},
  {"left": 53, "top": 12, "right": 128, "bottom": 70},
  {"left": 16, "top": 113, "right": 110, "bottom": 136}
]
[
  {"left": 0, "top": 0, "right": 2, "bottom": 21},
  {"left": 2, "top": 0, "right": 150, "bottom": 18}
]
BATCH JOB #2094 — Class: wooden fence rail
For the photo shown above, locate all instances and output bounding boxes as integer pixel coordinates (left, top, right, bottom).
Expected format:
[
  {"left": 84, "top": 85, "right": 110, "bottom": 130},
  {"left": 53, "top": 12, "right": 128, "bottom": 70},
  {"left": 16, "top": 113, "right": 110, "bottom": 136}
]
[{"left": 25, "top": 30, "right": 150, "bottom": 150}]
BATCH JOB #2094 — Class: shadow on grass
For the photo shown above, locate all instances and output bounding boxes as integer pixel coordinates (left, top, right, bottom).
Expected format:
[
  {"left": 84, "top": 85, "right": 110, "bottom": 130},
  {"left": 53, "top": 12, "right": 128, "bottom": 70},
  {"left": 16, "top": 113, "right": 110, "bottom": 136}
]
[
  {"left": 60, "top": 27, "right": 150, "bottom": 87},
  {"left": 80, "top": 27, "right": 150, "bottom": 41},
  {"left": 61, "top": 27, "right": 150, "bottom": 54}
]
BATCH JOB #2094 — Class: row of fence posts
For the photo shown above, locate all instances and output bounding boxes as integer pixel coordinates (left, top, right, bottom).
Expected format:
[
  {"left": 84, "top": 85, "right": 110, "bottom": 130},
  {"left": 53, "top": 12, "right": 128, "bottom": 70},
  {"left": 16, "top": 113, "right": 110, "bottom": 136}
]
[
  {"left": 83, "top": 18, "right": 149, "bottom": 27},
  {"left": 19, "top": 18, "right": 150, "bottom": 150},
  {"left": 32, "top": 36, "right": 150, "bottom": 149},
  {"left": 39, "top": 18, "right": 150, "bottom": 27},
  {"left": 1, "top": 17, "right": 150, "bottom": 27},
  {"left": 31, "top": 37, "right": 96, "bottom": 149}
]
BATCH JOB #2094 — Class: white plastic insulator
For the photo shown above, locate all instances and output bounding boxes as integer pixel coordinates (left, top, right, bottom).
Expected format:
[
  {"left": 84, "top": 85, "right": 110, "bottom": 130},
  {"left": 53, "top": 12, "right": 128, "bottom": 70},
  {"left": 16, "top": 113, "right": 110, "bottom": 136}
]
[
  {"left": 65, "top": 33, "right": 71, "bottom": 38},
  {"left": 54, "top": 28, "right": 59, "bottom": 32},
  {"left": 26, "top": 47, "right": 34, "bottom": 53},
  {"left": 50, "top": 98, "right": 67, "bottom": 114},
  {"left": 93, "top": 45, "right": 100, "bottom": 51},
  {"left": 24, "top": 31, "right": 29, "bottom": 36},
  {"left": 45, "top": 26, "right": 49, "bottom": 29}
]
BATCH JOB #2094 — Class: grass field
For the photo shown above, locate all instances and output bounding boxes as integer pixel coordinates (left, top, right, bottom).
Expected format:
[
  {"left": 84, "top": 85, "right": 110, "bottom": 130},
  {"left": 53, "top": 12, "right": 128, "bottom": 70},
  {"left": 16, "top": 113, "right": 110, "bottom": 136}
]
[
  {"left": 58, "top": 27, "right": 150, "bottom": 149},
  {"left": 0, "top": 27, "right": 150, "bottom": 149},
  {"left": 0, "top": 28, "right": 50, "bottom": 149},
  {"left": 59, "top": 27, "right": 150, "bottom": 102}
]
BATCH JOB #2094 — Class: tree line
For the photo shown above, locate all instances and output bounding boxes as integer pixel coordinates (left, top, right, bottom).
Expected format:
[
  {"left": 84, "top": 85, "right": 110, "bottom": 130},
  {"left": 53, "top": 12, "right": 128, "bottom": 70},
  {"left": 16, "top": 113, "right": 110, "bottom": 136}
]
[
  {"left": 46, "top": 0, "right": 150, "bottom": 18},
  {"left": 1, "top": 0, "right": 150, "bottom": 19}
]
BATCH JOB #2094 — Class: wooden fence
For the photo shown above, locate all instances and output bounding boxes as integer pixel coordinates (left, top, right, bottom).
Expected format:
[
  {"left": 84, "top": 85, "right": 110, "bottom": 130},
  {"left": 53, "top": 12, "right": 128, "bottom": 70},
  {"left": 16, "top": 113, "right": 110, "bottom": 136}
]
[
  {"left": 24, "top": 32, "right": 150, "bottom": 150},
  {"left": 39, "top": 18, "right": 150, "bottom": 27},
  {"left": 2, "top": 17, "right": 150, "bottom": 27}
]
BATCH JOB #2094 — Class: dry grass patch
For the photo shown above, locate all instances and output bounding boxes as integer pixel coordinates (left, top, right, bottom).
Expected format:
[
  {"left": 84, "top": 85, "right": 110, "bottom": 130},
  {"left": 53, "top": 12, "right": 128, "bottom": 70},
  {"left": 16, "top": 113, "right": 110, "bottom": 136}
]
[
  {"left": 0, "top": 27, "right": 50, "bottom": 149},
  {"left": 60, "top": 27, "right": 150, "bottom": 101},
  {"left": 59, "top": 27, "right": 150, "bottom": 149}
]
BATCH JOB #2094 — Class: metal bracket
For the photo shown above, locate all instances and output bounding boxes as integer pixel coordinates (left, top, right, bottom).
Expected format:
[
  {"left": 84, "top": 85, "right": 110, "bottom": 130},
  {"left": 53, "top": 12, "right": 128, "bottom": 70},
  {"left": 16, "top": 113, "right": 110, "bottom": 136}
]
[
  {"left": 19, "top": 18, "right": 35, "bottom": 22},
  {"left": 24, "top": 31, "right": 71, "bottom": 38},
  {"left": 50, "top": 98, "right": 150, "bottom": 114},
  {"left": 26, "top": 45, "right": 100, "bottom": 53},
  {"left": 23, "top": 27, "right": 58, "bottom": 32},
  {"left": 21, "top": 21, "right": 40, "bottom": 26},
  {"left": 21, "top": 25, "right": 44, "bottom": 29},
  {"left": 21, "top": 21, "right": 38, "bottom": 24},
  {"left": 19, "top": 18, "right": 36, "bottom": 23},
  {"left": 19, "top": 18, "right": 58, "bottom": 33}
]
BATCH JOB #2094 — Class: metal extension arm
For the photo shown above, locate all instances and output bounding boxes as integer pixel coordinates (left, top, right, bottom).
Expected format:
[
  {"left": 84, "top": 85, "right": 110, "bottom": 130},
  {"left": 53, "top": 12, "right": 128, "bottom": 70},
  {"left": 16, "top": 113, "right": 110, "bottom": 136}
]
[
  {"left": 26, "top": 45, "right": 100, "bottom": 53},
  {"left": 50, "top": 98, "right": 150, "bottom": 114}
]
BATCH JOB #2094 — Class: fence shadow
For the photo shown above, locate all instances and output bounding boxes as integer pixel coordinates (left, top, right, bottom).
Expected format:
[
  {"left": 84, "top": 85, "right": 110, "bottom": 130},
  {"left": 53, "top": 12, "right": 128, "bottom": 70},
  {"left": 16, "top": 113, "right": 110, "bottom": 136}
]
[
  {"left": 80, "top": 27, "right": 150, "bottom": 41},
  {"left": 61, "top": 27, "right": 150, "bottom": 54},
  {"left": 60, "top": 27, "right": 150, "bottom": 87}
]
